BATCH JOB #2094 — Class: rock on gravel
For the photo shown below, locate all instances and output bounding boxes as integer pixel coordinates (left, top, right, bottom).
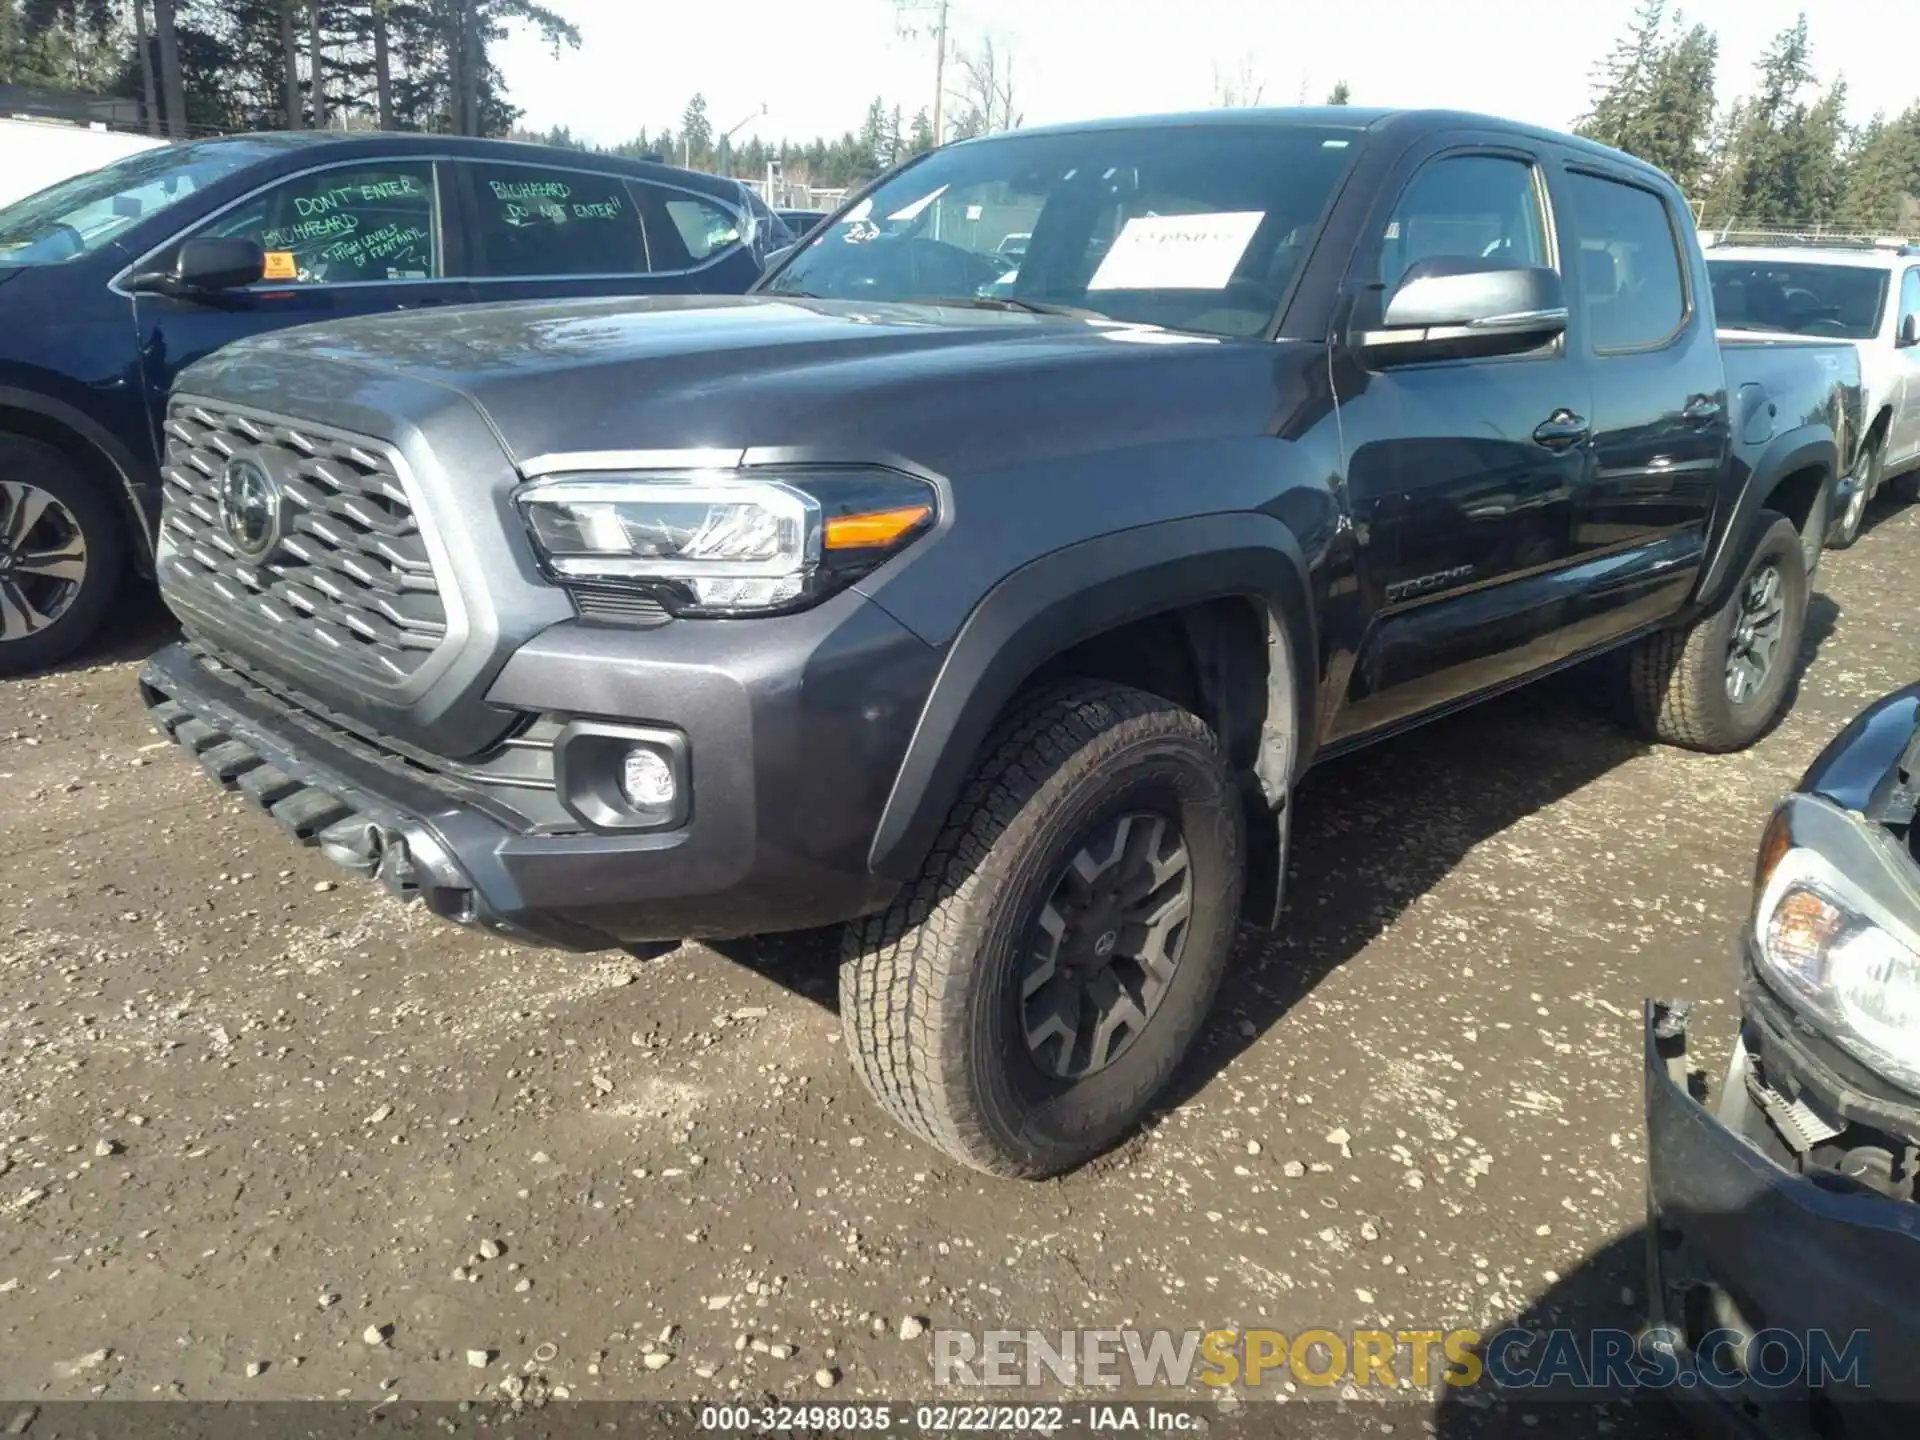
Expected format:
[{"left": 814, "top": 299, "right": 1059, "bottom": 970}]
[
  {"left": 465, "top": 1350, "right": 492, "bottom": 1369},
  {"left": 814, "top": 1367, "right": 838, "bottom": 1388},
  {"left": 643, "top": 1352, "right": 672, "bottom": 1371},
  {"left": 363, "top": 1325, "right": 390, "bottom": 1346},
  {"left": 898, "top": 1316, "right": 926, "bottom": 1341}
]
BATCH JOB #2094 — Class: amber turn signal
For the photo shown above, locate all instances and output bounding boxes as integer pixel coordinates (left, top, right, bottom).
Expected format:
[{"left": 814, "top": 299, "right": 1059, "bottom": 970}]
[{"left": 824, "top": 505, "right": 933, "bottom": 550}]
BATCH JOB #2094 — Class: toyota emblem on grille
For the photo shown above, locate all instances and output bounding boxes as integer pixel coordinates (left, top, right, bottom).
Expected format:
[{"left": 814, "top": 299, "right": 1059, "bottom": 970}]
[{"left": 219, "top": 456, "right": 283, "bottom": 562}]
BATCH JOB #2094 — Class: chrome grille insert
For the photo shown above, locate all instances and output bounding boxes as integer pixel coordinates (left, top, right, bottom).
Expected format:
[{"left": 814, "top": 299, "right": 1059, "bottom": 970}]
[{"left": 159, "top": 403, "right": 447, "bottom": 684}]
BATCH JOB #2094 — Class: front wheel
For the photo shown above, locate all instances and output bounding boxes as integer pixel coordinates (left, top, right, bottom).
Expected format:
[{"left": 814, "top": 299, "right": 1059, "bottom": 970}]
[
  {"left": 840, "top": 682, "right": 1243, "bottom": 1177},
  {"left": 1626, "top": 511, "right": 1808, "bottom": 753},
  {"left": 1828, "top": 436, "right": 1881, "bottom": 550},
  {"left": 0, "top": 435, "right": 124, "bottom": 678}
]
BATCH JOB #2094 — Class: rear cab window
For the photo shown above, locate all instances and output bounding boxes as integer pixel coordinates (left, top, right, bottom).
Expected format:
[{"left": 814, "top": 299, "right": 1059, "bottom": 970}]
[{"left": 197, "top": 162, "right": 440, "bottom": 284}]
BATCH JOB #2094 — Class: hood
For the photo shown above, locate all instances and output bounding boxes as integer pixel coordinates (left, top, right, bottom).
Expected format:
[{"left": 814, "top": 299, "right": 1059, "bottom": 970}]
[
  {"left": 183, "top": 293, "right": 1285, "bottom": 474},
  {"left": 1799, "top": 683, "right": 1920, "bottom": 827}
]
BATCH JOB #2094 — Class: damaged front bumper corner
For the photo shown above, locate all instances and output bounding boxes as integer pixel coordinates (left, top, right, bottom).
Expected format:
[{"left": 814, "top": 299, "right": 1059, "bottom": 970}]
[{"left": 1643, "top": 999, "right": 1920, "bottom": 1436}]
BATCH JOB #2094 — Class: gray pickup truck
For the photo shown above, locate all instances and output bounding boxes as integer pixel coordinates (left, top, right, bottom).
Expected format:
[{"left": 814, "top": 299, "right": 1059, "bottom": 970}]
[{"left": 140, "top": 108, "right": 1863, "bottom": 1175}]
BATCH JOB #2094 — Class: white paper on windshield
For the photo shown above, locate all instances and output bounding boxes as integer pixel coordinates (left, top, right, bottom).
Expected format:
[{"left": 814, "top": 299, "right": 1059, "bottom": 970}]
[{"left": 1087, "top": 211, "right": 1265, "bottom": 291}]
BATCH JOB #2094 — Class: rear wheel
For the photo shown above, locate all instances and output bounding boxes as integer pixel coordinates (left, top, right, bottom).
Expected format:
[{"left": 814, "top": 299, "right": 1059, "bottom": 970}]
[
  {"left": 840, "top": 682, "right": 1243, "bottom": 1177},
  {"left": 0, "top": 436, "right": 123, "bottom": 678},
  {"left": 1627, "top": 511, "right": 1808, "bottom": 753}
]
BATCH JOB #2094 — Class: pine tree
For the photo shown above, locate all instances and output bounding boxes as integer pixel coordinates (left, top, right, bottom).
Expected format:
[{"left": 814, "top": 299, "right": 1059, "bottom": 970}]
[
  {"left": 1576, "top": 1, "right": 1717, "bottom": 199},
  {"left": 1325, "top": 80, "right": 1350, "bottom": 105},
  {"left": 907, "top": 106, "right": 934, "bottom": 156},
  {"left": 1837, "top": 106, "right": 1920, "bottom": 233},
  {"left": 857, "top": 95, "right": 888, "bottom": 178},
  {"left": 679, "top": 91, "right": 712, "bottom": 166}
]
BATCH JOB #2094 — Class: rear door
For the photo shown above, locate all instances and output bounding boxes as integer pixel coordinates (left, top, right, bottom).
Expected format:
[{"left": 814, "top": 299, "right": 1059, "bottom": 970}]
[
  {"left": 451, "top": 159, "right": 762, "bottom": 301},
  {"left": 1327, "top": 136, "right": 1591, "bottom": 742},
  {"left": 1549, "top": 160, "right": 1725, "bottom": 658},
  {"left": 130, "top": 159, "right": 471, "bottom": 442}
]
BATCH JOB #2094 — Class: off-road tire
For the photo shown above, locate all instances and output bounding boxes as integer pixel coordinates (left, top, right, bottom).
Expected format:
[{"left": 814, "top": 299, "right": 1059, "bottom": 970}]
[
  {"left": 0, "top": 434, "right": 124, "bottom": 679},
  {"left": 840, "top": 681, "right": 1243, "bottom": 1177},
  {"left": 1627, "top": 511, "right": 1807, "bottom": 753}
]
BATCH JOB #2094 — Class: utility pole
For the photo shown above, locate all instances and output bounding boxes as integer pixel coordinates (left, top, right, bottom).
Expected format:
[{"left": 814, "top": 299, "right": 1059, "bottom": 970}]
[{"left": 931, "top": 0, "right": 949, "bottom": 146}]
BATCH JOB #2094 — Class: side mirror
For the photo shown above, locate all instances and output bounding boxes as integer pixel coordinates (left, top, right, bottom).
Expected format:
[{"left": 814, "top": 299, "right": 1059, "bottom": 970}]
[
  {"left": 1899, "top": 313, "right": 1919, "bottom": 349},
  {"left": 1360, "top": 257, "right": 1567, "bottom": 364},
  {"left": 126, "top": 237, "right": 266, "bottom": 296}
]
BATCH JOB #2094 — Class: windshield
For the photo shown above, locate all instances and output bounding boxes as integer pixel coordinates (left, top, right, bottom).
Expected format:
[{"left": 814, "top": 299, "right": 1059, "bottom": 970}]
[
  {"left": 0, "top": 140, "right": 276, "bottom": 267},
  {"left": 762, "top": 122, "right": 1362, "bottom": 337},
  {"left": 1709, "top": 259, "right": 1891, "bottom": 340}
]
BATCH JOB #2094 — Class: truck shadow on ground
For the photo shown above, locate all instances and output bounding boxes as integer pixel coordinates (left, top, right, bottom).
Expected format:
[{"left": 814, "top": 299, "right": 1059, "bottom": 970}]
[
  {"left": 1162, "top": 586, "right": 1837, "bottom": 1113},
  {"left": 709, "top": 595, "right": 1841, "bottom": 1052},
  {"left": 8, "top": 582, "right": 179, "bottom": 683},
  {"left": 1426, "top": 1226, "right": 1688, "bottom": 1439}
]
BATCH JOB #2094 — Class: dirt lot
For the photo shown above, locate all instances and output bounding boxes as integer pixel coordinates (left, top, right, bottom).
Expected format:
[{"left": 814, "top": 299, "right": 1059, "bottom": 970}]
[{"left": 0, "top": 499, "right": 1914, "bottom": 1433}]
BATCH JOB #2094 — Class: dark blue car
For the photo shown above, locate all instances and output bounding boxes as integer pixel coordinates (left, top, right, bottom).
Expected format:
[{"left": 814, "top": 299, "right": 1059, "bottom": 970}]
[{"left": 0, "top": 131, "right": 767, "bottom": 674}]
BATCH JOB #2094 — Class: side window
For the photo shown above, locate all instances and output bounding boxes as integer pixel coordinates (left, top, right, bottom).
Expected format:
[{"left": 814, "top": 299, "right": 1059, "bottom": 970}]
[
  {"left": 1377, "top": 154, "right": 1548, "bottom": 292},
  {"left": 1564, "top": 171, "right": 1687, "bottom": 351},
  {"left": 465, "top": 163, "right": 649, "bottom": 278},
  {"left": 661, "top": 194, "right": 743, "bottom": 263},
  {"left": 199, "top": 163, "right": 438, "bottom": 284},
  {"left": 1902, "top": 268, "right": 1920, "bottom": 327}
]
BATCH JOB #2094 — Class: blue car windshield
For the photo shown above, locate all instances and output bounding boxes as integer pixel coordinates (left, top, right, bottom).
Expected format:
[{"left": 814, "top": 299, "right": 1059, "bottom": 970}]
[
  {"left": 760, "top": 121, "right": 1362, "bottom": 337},
  {"left": 0, "top": 139, "right": 279, "bottom": 267}
]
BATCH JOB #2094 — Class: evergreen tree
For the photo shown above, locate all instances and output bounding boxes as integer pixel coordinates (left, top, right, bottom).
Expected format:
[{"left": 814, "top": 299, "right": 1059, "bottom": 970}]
[
  {"left": 1702, "top": 15, "right": 1832, "bottom": 227},
  {"left": 1325, "top": 80, "right": 1349, "bottom": 105},
  {"left": 1577, "top": 0, "right": 1718, "bottom": 198},
  {"left": 679, "top": 91, "right": 713, "bottom": 167},
  {"left": 857, "top": 94, "right": 888, "bottom": 176},
  {"left": 1837, "top": 106, "right": 1920, "bottom": 232},
  {"left": 906, "top": 105, "right": 933, "bottom": 156}
]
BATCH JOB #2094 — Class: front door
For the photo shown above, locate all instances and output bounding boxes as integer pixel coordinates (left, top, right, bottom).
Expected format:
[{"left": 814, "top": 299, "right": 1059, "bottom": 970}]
[
  {"left": 131, "top": 159, "right": 472, "bottom": 451},
  {"left": 1891, "top": 265, "right": 1920, "bottom": 470},
  {"left": 1328, "top": 142, "right": 1591, "bottom": 743},
  {"left": 1550, "top": 163, "right": 1723, "bottom": 658}
]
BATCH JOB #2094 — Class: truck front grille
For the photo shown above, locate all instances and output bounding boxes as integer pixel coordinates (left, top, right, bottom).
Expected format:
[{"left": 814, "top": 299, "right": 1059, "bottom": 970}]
[{"left": 158, "top": 403, "right": 447, "bottom": 684}]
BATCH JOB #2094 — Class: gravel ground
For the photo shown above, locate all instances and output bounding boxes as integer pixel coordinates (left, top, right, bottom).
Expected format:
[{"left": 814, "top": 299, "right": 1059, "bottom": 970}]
[{"left": 0, "top": 497, "right": 1913, "bottom": 1435}]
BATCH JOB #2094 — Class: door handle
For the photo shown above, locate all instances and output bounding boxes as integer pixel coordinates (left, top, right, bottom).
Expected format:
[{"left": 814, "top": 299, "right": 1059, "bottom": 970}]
[
  {"left": 395, "top": 296, "right": 456, "bottom": 310},
  {"left": 1532, "top": 409, "right": 1590, "bottom": 450},
  {"left": 1682, "top": 396, "right": 1723, "bottom": 424}
]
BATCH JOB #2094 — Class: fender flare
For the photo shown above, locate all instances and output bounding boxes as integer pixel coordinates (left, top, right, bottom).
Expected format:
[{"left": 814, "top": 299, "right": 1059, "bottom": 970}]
[
  {"left": 867, "top": 512, "right": 1318, "bottom": 883},
  {"left": 0, "top": 384, "right": 156, "bottom": 574},
  {"left": 1694, "top": 424, "right": 1835, "bottom": 615}
]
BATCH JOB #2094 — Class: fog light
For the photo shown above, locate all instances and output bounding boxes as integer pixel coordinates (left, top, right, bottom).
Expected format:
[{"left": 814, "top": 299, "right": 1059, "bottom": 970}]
[{"left": 621, "top": 747, "right": 677, "bottom": 817}]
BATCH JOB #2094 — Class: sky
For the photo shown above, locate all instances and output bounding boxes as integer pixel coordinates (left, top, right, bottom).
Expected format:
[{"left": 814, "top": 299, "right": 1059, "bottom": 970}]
[{"left": 496, "top": 0, "right": 1913, "bottom": 156}]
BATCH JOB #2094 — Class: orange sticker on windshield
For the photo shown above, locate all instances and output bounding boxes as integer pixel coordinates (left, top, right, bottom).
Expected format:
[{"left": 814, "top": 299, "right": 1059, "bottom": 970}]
[{"left": 262, "top": 250, "right": 298, "bottom": 281}]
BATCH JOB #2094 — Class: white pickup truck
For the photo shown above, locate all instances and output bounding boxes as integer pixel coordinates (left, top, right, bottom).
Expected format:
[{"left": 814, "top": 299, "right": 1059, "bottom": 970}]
[{"left": 1707, "top": 240, "right": 1920, "bottom": 546}]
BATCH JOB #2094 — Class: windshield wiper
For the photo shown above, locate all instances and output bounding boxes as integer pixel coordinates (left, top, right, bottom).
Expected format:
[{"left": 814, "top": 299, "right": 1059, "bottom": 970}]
[{"left": 939, "top": 296, "right": 1110, "bottom": 321}]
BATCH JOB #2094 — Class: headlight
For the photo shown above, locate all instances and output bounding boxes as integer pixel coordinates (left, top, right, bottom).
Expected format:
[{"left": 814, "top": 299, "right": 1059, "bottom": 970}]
[
  {"left": 1752, "top": 803, "right": 1920, "bottom": 1094},
  {"left": 516, "top": 468, "right": 936, "bottom": 617}
]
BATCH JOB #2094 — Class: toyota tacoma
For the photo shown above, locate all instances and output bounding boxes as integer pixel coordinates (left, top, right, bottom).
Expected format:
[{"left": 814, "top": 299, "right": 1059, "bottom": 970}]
[{"left": 141, "top": 108, "right": 1862, "bottom": 1176}]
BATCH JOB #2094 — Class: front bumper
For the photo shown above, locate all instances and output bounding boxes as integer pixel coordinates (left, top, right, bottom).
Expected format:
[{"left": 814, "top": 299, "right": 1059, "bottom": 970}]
[
  {"left": 1643, "top": 1000, "right": 1920, "bottom": 1437},
  {"left": 140, "top": 596, "right": 938, "bottom": 948}
]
